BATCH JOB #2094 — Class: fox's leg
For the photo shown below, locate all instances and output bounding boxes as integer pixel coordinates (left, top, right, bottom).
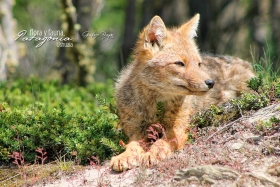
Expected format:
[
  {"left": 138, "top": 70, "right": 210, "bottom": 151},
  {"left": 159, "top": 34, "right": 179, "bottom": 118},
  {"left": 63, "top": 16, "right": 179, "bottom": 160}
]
[
  {"left": 110, "top": 125, "right": 188, "bottom": 170},
  {"left": 142, "top": 128, "right": 188, "bottom": 166},
  {"left": 110, "top": 134, "right": 145, "bottom": 171},
  {"left": 142, "top": 139, "right": 172, "bottom": 166}
]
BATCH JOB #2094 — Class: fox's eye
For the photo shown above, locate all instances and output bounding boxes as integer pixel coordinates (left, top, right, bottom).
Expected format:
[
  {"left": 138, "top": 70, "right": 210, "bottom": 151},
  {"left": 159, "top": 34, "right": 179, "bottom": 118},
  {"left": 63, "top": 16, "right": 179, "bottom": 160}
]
[
  {"left": 198, "top": 62, "right": 202, "bottom": 67},
  {"left": 174, "top": 61, "right": 185, "bottom": 67}
]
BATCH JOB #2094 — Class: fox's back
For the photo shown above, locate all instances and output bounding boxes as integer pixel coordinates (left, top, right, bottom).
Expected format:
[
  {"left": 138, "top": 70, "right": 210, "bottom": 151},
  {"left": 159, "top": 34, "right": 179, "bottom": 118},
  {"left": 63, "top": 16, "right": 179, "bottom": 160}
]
[{"left": 197, "top": 54, "right": 255, "bottom": 107}]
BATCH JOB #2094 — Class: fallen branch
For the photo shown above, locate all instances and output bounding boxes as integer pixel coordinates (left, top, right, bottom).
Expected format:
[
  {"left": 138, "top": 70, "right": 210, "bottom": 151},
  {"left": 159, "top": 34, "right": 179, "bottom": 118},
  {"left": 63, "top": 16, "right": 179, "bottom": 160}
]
[{"left": 205, "top": 116, "right": 249, "bottom": 142}]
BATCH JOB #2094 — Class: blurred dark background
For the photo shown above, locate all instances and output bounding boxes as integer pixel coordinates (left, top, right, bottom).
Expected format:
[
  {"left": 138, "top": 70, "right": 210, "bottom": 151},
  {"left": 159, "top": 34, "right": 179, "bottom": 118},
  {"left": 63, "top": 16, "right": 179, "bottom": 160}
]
[{"left": 0, "top": 0, "right": 279, "bottom": 85}]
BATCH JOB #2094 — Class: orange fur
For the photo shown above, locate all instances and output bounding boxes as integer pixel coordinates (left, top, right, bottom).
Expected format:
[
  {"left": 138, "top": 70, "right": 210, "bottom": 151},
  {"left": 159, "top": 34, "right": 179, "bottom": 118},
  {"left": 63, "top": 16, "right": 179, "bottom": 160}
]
[{"left": 110, "top": 14, "right": 255, "bottom": 171}]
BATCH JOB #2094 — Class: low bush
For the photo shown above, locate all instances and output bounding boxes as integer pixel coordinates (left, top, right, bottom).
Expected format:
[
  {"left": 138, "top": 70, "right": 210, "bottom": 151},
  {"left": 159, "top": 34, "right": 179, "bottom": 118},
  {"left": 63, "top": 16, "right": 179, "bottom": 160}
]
[{"left": 0, "top": 78, "right": 127, "bottom": 164}]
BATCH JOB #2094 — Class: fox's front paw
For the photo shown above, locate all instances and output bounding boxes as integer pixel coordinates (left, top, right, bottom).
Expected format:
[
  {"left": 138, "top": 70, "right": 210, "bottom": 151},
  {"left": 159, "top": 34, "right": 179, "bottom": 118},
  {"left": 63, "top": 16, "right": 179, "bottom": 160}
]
[
  {"left": 110, "top": 152, "right": 141, "bottom": 171},
  {"left": 141, "top": 151, "right": 159, "bottom": 167},
  {"left": 110, "top": 141, "right": 144, "bottom": 171},
  {"left": 142, "top": 139, "right": 172, "bottom": 167},
  {"left": 142, "top": 150, "right": 169, "bottom": 167}
]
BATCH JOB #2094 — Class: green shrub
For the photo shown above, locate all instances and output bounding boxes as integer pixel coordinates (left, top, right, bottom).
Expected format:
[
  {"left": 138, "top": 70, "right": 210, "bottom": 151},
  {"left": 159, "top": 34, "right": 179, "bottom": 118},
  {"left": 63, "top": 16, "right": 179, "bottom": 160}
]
[
  {"left": 191, "top": 78, "right": 274, "bottom": 128},
  {"left": 0, "top": 78, "right": 127, "bottom": 164},
  {"left": 247, "top": 74, "right": 263, "bottom": 92}
]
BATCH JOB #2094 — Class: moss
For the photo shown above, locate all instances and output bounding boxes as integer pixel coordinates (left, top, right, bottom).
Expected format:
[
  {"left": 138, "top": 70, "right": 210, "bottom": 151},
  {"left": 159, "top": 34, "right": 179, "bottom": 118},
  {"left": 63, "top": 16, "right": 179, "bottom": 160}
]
[
  {"left": 191, "top": 75, "right": 280, "bottom": 128},
  {"left": 191, "top": 102, "right": 241, "bottom": 128}
]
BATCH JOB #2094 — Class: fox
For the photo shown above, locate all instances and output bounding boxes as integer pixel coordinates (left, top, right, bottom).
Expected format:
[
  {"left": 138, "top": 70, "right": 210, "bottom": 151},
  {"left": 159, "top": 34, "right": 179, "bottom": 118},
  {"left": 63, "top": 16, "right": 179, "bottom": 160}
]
[{"left": 110, "top": 14, "right": 255, "bottom": 171}]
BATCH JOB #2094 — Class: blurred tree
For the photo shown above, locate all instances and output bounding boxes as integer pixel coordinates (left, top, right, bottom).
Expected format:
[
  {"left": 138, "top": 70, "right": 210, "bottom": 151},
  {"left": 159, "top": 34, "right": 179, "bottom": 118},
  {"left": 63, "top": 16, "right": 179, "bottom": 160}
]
[
  {"left": 58, "top": 0, "right": 102, "bottom": 86},
  {"left": 118, "top": 0, "right": 280, "bottom": 70},
  {"left": 141, "top": 0, "right": 188, "bottom": 27},
  {"left": 119, "top": 0, "right": 189, "bottom": 68},
  {"left": 92, "top": 0, "right": 125, "bottom": 81},
  {"left": 188, "top": 0, "right": 279, "bottom": 69},
  {"left": 0, "top": 0, "right": 18, "bottom": 81},
  {"left": 272, "top": 0, "right": 280, "bottom": 51},
  {"left": 119, "top": 0, "right": 136, "bottom": 69},
  {"left": 13, "top": 0, "right": 61, "bottom": 80},
  {"left": 2, "top": 0, "right": 278, "bottom": 82},
  {"left": 0, "top": 25, "right": 7, "bottom": 81}
]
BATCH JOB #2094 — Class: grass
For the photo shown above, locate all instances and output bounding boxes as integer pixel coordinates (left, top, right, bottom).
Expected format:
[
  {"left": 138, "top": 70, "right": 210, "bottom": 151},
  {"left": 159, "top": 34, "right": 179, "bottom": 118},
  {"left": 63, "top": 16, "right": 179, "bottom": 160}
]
[
  {"left": 0, "top": 159, "right": 84, "bottom": 186},
  {"left": 250, "top": 45, "right": 280, "bottom": 83}
]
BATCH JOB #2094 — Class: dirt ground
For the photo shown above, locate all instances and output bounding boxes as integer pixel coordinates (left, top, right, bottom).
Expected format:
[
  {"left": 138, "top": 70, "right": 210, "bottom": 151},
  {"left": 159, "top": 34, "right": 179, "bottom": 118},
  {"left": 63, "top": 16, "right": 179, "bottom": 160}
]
[{"left": 32, "top": 103, "right": 280, "bottom": 187}]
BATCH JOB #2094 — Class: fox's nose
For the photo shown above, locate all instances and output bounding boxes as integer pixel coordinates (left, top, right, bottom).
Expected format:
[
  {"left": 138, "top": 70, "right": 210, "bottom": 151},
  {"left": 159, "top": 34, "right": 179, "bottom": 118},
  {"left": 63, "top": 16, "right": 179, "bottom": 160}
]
[{"left": 205, "top": 79, "right": 215, "bottom": 88}]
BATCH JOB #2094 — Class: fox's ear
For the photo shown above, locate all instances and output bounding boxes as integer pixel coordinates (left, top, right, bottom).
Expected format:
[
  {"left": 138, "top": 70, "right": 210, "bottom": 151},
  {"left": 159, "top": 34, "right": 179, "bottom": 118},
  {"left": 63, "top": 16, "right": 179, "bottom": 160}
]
[
  {"left": 179, "top": 14, "right": 200, "bottom": 39},
  {"left": 144, "top": 16, "right": 167, "bottom": 48}
]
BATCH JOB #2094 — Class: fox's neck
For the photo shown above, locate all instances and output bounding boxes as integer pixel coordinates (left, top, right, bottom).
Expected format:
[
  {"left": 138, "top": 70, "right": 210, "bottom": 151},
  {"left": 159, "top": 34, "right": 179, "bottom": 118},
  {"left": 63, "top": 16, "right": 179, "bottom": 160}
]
[{"left": 135, "top": 79, "right": 186, "bottom": 120}]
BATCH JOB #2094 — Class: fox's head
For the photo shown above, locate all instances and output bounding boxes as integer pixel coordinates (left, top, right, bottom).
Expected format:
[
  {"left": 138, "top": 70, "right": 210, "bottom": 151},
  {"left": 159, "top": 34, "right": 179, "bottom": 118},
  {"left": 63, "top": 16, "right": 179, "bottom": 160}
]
[{"left": 134, "top": 14, "right": 214, "bottom": 96}]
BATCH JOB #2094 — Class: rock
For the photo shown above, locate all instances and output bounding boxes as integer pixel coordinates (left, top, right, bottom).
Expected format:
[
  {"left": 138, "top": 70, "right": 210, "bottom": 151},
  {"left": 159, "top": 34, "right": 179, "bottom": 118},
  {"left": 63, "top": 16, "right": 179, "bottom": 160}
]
[
  {"left": 174, "top": 165, "right": 280, "bottom": 187},
  {"left": 267, "top": 163, "right": 280, "bottom": 177},
  {"left": 246, "top": 103, "right": 280, "bottom": 124},
  {"left": 229, "top": 142, "right": 244, "bottom": 150},
  {"left": 174, "top": 165, "right": 239, "bottom": 185},
  {"left": 246, "top": 136, "right": 263, "bottom": 144},
  {"left": 236, "top": 172, "right": 280, "bottom": 187}
]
